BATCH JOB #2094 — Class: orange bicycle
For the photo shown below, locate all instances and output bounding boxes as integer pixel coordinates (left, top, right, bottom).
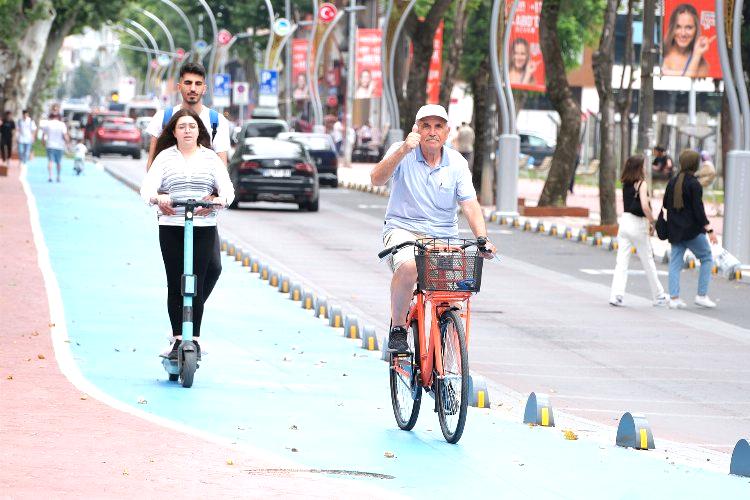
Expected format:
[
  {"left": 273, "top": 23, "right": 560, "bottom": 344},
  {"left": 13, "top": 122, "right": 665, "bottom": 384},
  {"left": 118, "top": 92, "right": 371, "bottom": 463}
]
[{"left": 378, "top": 237, "right": 488, "bottom": 443}]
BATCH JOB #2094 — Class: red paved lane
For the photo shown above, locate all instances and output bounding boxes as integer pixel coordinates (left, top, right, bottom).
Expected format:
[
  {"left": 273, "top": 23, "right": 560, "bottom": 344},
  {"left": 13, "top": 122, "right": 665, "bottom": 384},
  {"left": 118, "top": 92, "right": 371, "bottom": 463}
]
[{"left": 0, "top": 162, "right": 389, "bottom": 498}]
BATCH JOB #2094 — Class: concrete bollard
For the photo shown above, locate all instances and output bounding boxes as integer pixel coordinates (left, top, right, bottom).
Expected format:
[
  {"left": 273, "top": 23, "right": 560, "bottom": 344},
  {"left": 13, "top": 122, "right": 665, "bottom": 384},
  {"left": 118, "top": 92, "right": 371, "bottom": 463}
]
[
  {"left": 259, "top": 263, "right": 270, "bottom": 281},
  {"left": 468, "top": 374, "right": 490, "bottom": 408},
  {"left": 220, "top": 239, "right": 228, "bottom": 252},
  {"left": 250, "top": 256, "right": 261, "bottom": 273},
  {"left": 314, "top": 296, "right": 328, "bottom": 318},
  {"left": 730, "top": 439, "right": 750, "bottom": 477},
  {"left": 328, "top": 305, "right": 343, "bottom": 328},
  {"left": 269, "top": 270, "right": 279, "bottom": 288},
  {"left": 535, "top": 221, "right": 545, "bottom": 233},
  {"left": 564, "top": 227, "right": 574, "bottom": 240},
  {"left": 616, "top": 412, "right": 654, "bottom": 450},
  {"left": 548, "top": 224, "right": 558, "bottom": 237},
  {"left": 278, "top": 275, "right": 291, "bottom": 293},
  {"left": 523, "top": 392, "right": 555, "bottom": 427},
  {"left": 234, "top": 247, "right": 243, "bottom": 262},
  {"left": 523, "top": 220, "right": 532, "bottom": 232},
  {"left": 242, "top": 254, "right": 251, "bottom": 267},
  {"left": 685, "top": 256, "right": 696, "bottom": 269},
  {"left": 361, "top": 325, "right": 379, "bottom": 351},
  {"left": 343, "top": 315, "right": 360, "bottom": 339},
  {"left": 512, "top": 217, "right": 520, "bottom": 228},
  {"left": 301, "top": 289, "right": 314, "bottom": 310},
  {"left": 289, "top": 283, "right": 302, "bottom": 301},
  {"left": 381, "top": 331, "right": 390, "bottom": 361},
  {"left": 227, "top": 243, "right": 236, "bottom": 257}
]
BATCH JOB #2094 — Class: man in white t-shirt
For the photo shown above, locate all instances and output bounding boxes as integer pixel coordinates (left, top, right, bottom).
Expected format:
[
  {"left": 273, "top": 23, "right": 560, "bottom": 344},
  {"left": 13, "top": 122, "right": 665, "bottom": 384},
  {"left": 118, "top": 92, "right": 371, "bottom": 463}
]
[
  {"left": 42, "top": 111, "right": 70, "bottom": 183},
  {"left": 146, "top": 62, "right": 231, "bottom": 170},
  {"left": 16, "top": 109, "right": 37, "bottom": 166}
]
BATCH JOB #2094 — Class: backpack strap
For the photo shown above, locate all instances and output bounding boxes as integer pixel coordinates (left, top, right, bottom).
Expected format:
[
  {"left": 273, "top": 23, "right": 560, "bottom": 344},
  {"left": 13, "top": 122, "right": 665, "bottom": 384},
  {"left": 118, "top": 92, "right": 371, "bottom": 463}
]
[
  {"left": 209, "top": 108, "right": 218, "bottom": 144},
  {"left": 161, "top": 106, "right": 174, "bottom": 130}
]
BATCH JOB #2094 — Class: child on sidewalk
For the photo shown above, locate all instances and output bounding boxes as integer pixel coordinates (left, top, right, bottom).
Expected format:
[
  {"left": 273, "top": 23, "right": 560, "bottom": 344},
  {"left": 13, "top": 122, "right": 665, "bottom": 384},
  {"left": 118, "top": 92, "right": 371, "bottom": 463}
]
[{"left": 73, "top": 141, "right": 87, "bottom": 175}]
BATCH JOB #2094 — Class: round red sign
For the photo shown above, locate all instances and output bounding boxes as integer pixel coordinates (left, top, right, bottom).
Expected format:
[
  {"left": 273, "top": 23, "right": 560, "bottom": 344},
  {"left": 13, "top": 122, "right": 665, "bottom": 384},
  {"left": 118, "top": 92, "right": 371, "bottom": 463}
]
[
  {"left": 318, "top": 3, "right": 337, "bottom": 22},
  {"left": 217, "top": 29, "right": 232, "bottom": 46},
  {"left": 175, "top": 48, "right": 185, "bottom": 61}
]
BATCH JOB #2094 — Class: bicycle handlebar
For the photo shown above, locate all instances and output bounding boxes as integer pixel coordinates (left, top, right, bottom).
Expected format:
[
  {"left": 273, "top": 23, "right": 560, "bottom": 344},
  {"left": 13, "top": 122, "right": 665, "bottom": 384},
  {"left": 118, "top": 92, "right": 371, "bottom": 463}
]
[
  {"left": 377, "top": 237, "right": 490, "bottom": 260},
  {"left": 171, "top": 198, "right": 223, "bottom": 209}
]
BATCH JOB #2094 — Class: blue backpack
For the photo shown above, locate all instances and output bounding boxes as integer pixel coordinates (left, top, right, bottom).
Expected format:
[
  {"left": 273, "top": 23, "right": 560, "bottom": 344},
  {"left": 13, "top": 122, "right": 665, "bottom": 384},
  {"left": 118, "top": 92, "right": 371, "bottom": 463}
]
[{"left": 162, "top": 106, "right": 219, "bottom": 144}]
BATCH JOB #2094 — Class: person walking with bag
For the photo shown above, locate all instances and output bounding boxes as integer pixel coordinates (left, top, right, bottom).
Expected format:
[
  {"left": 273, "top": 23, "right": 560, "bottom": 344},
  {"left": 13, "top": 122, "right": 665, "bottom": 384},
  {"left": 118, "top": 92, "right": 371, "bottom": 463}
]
[
  {"left": 609, "top": 155, "right": 667, "bottom": 307},
  {"left": 663, "top": 150, "right": 717, "bottom": 309}
]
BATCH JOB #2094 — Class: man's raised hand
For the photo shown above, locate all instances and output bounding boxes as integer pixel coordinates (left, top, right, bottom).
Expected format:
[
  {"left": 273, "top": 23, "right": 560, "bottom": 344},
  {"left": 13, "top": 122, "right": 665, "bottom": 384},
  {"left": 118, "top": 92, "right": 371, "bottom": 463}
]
[{"left": 403, "top": 123, "right": 420, "bottom": 151}]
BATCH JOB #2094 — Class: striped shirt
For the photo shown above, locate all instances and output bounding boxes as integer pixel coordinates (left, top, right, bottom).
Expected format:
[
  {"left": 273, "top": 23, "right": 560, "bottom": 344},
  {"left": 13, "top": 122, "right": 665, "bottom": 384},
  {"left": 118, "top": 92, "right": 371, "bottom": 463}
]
[{"left": 140, "top": 145, "right": 235, "bottom": 227}]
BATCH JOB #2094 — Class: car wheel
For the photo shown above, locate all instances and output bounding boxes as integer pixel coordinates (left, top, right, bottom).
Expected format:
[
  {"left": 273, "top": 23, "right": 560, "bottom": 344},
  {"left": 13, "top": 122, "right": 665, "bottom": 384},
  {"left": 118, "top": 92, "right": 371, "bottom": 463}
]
[
  {"left": 330, "top": 178, "right": 338, "bottom": 188},
  {"left": 92, "top": 148, "right": 100, "bottom": 158},
  {"left": 228, "top": 198, "right": 239, "bottom": 209},
  {"left": 132, "top": 150, "right": 142, "bottom": 160},
  {"left": 306, "top": 197, "right": 319, "bottom": 212}
]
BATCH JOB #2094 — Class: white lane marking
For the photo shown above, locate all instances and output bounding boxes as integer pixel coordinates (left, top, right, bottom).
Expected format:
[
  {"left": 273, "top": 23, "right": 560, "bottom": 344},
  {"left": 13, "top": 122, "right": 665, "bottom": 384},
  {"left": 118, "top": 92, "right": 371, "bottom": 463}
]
[
  {"left": 580, "top": 268, "right": 668, "bottom": 276},
  {"left": 357, "top": 204, "right": 387, "bottom": 209},
  {"left": 478, "top": 361, "right": 750, "bottom": 374},
  {"left": 557, "top": 407, "right": 750, "bottom": 420},
  {"left": 489, "top": 371, "right": 750, "bottom": 384},
  {"left": 19, "top": 165, "right": 284, "bottom": 452},
  {"left": 551, "top": 395, "right": 750, "bottom": 405}
]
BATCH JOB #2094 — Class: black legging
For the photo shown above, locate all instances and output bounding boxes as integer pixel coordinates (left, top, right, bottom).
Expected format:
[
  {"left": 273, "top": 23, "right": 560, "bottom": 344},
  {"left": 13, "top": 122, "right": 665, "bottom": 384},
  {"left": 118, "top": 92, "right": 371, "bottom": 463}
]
[
  {"left": 0, "top": 138, "right": 11, "bottom": 162},
  {"left": 159, "top": 225, "right": 220, "bottom": 337},
  {"left": 203, "top": 230, "right": 222, "bottom": 298}
]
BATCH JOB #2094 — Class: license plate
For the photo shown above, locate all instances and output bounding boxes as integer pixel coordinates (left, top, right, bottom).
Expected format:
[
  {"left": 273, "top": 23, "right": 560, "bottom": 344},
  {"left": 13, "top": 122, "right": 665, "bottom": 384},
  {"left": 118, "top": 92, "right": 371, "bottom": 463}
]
[
  {"left": 112, "top": 141, "right": 128, "bottom": 146},
  {"left": 262, "top": 168, "right": 291, "bottom": 178}
]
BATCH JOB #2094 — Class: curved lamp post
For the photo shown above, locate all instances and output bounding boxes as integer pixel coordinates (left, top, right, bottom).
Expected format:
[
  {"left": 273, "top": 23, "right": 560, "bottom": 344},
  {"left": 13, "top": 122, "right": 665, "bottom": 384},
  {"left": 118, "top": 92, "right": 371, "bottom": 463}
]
[
  {"left": 311, "top": 10, "right": 344, "bottom": 128},
  {"left": 197, "top": 0, "right": 218, "bottom": 102},
  {"left": 112, "top": 25, "right": 152, "bottom": 94},
  {"left": 137, "top": 8, "right": 177, "bottom": 103},
  {"left": 384, "top": 0, "right": 415, "bottom": 143},
  {"left": 126, "top": 18, "right": 161, "bottom": 95}
]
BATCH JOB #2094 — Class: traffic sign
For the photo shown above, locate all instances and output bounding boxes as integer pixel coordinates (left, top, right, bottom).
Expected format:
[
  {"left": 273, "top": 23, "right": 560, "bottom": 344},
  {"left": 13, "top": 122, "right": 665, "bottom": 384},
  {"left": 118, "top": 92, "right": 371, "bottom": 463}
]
[
  {"left": 273, "top": 18, "right": 292, "bottom": 37},
  {"left": 194, "top": 39, "right": 208, "bottom": 52},
  {"left": 217, "top": 29, "right": 232, "bottom": 46},
  {"left": 213, "top": 73, "right": 231, "bottom": 107},
  {"left": 258, "top": 69, "right": 278, "bottom": 108},
  {"left": 233, "top": 81, "right": 249, "bottom": 105},
  {"left": 175, "top": 47, "right": 185, "bottom": 61},
  {"left": 157, "top": 54, "right": 171, "bottom": 67},
  {"left": 150, "top": 59, "right": 158, "bottom": 69},
  {"left": 318, "top": 3, "right": 337, "bottom": 22}
]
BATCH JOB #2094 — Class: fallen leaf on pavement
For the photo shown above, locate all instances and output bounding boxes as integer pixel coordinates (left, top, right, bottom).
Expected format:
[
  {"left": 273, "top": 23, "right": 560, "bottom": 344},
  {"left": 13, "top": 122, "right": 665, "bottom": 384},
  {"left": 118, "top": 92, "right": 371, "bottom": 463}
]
[
  {"left": 563, "top": 429, "right": 578, "bottom": 440},
  {"left": 80, "top": 394, "right": 88, "bottom": 400},
  {"left": 226, "top": 459, "right": 234, "bottom": 465},
  {"left": 6, "top": 375, "right": 13, "bottom": 380},
  {"left": 122, "top": 469, "right": 129, "bottom": 476},
  {"left": 37, "top": 354, "right": 45, "bottom": 360}
]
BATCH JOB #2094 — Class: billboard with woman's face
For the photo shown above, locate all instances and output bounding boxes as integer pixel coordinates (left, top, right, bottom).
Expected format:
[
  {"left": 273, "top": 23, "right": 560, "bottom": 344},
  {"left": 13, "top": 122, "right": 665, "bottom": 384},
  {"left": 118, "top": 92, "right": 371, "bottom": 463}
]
[
  {"left": 354, "top": 28, "right": 382, "bottom": 100},
  {"left": 507, "top": 0, "right": 545, "bottom": 92},
  {"left": 661, "top": 0, "right": 721, "bottom": 78}
]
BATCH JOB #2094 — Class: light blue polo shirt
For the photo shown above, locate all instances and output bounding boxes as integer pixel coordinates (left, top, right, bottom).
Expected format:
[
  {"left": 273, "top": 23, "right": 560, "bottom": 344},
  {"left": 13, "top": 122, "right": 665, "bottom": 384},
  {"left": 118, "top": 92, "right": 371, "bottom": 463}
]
[{"left": 383, "top": 141, "right": 477, "bottom": 238}]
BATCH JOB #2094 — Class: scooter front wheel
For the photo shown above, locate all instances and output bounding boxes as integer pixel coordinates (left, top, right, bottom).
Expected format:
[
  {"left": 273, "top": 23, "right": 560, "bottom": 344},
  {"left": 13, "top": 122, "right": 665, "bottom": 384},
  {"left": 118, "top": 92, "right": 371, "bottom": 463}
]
[
  {"left": 181, "top": 350, "right": 197, "bottom": 388},
  {"left": 168, "top": 373, "right": 179, "bottom": 382}
]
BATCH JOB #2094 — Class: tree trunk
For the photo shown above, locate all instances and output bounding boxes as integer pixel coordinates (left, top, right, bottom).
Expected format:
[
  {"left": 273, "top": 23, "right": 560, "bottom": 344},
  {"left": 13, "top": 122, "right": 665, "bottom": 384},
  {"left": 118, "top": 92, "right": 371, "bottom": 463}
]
[
  {"left": 592, "top": 0, "right": 618, "bottom": 225},
  {"left": 615, "top": 0, "right": 635, "bottom": 170},
  {"left": 29, "top": 12, "right": 79, "bottom": 115},
  {"left": 438, "top": 0, "right": 469, "bottom": 108},
  {"left": 537, "top": 0, "right": 581, "bottom": 206},
  {"left": 398, "top": 0, "right": 452, "bottom": 129},
  {"left": 0, "top": 5, "right": 55, "bottom": 116},
  {"left": 636, "top": 0, "right": 656, "bottom": 150},
  {"left": 470, "top": 55, "right": 491, "bottom": 200}
]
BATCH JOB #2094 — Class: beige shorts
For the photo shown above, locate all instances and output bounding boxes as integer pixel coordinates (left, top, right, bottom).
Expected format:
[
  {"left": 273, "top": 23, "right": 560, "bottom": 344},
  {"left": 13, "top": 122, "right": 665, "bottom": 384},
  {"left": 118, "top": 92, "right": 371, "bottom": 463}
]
[{"left": 383, "top": 228, "right": 429, "bottom": 272}]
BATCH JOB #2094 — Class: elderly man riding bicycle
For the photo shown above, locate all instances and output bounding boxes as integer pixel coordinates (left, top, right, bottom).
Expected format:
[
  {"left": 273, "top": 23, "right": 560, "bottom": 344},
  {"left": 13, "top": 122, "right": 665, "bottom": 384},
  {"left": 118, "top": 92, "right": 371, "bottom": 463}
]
[{"left": 371, "top": 104, "right": 497, "bottom": 355}]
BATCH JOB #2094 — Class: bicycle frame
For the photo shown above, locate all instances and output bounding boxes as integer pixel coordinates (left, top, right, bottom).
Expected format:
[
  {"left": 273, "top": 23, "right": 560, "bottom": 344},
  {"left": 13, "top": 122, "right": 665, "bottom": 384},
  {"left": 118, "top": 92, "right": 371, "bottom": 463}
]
[{"left": 397, "top": 289, "right": 472, "bottom": 390}]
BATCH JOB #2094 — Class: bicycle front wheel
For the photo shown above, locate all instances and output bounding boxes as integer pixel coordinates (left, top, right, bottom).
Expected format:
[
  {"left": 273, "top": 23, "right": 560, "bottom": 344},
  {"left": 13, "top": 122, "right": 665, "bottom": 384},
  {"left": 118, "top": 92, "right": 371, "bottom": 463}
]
[
  {"left": 389, "top": 321, "right": 422, "bottom": 430},
  {"left": 436, "top": 310, "right": 469, "bottom": 443}
]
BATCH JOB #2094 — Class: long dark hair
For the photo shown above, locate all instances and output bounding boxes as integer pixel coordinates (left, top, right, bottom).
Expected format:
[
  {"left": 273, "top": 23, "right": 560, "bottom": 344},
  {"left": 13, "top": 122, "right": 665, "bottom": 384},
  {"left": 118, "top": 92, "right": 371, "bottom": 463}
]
[
  {"left": 153, "top": 108, "right": 211, "bottom": 158},
  {"left": 664, "top": 4, "right": 699, "bottom": 54},
  {"left": 620, "top": 154, "right": 645, "bottom": 185}
]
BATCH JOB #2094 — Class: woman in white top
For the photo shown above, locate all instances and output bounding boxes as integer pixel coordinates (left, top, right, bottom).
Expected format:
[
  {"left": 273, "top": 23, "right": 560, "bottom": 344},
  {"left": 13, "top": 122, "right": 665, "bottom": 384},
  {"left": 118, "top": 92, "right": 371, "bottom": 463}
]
[{"left": 140, "top": 108, "right": 234, "bottom": 360}]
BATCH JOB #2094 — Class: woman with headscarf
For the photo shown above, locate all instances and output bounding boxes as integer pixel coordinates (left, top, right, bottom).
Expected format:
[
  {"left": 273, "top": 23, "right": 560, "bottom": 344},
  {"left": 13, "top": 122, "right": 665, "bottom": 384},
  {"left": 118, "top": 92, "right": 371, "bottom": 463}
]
[{"left": 663, "top": 150, "right": 718, "bottom": 309}]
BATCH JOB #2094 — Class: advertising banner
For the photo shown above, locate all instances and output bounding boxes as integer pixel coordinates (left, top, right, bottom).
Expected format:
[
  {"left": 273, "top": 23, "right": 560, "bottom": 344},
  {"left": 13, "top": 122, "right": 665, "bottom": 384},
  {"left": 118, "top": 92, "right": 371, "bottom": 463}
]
[
  {"left": 355, "top": 28, "right": 383, "bottom": 100},
  {"left": 507, "top": 0, "right": 545, "bottom": 92},
  {"left": 426, "top": 20, "right": 444, "bottom": 104},
  {"left": 661, "top": 0, "right": 721, "bottom": 78},
  {"left": 291, "top": 39, "right": 309, "bottom": 100}
]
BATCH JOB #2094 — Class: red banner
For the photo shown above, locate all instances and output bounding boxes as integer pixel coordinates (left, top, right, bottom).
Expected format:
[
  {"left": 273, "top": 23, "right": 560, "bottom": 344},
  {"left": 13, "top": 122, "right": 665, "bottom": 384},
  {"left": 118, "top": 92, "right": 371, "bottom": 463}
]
[
  {"left": 507, "top": 0, "right": 545, "bottom": 92},
  {"left": 426, "top": 20, "right": 444, "bottom": 104},
  {"left": 662, "top": 0, "right": 721, "bottom": 78},
  {"left": 291, "top": 39, "right": 309, "bottom": 100},
  {"left": 354, "top": 28, "right": 382, "bottom": 100}
]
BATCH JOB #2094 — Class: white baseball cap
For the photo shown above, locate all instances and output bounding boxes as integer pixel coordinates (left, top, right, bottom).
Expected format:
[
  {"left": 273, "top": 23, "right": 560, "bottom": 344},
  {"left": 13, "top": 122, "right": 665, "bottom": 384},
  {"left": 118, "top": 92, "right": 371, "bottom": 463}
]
[{"left": 415, "top": 104, "right": 448, "bottom": 122}]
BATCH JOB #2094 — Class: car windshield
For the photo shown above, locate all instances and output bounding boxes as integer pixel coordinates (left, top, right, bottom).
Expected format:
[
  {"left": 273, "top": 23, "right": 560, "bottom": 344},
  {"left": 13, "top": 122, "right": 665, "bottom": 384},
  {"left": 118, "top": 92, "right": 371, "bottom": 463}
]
[
  {"left": 103, "top": 121, "right": 135, "bottom": 131},
  {"left": 243, "top": 140, "right": 303, "bottom": 158},
  {"left": 244, "top": 123, "right": 286, "bottom": 138},
  {"left": 290, "top": 136, "right": 332, "bottom": 151}
]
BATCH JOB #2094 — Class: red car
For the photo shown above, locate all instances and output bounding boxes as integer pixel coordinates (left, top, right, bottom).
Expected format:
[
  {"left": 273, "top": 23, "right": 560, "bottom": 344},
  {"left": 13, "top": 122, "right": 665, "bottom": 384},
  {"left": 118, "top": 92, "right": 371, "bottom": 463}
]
[
  {"left": 91, "top": 117, "right": 142, "bottom": 159},
  {"left": 84, "top": 110, "right": 124, "bottom": 147}
]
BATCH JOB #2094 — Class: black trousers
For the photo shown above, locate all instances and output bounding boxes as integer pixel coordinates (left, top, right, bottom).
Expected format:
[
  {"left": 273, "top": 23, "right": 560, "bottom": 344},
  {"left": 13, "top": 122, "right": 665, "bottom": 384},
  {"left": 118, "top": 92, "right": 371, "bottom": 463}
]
[
  {"left": 159, "top": 225, "right": 220, "bottom": 337},
  {"left": 0, "top": 137, "right": 11, "bottom": 162}
]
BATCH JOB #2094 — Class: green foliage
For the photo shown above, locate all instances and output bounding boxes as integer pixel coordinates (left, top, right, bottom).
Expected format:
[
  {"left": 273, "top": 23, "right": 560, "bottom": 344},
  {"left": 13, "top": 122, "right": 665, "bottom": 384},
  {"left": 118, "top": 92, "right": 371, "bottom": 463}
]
[{"left": 0, "top": 0, "right": 54, "bottom": 52}]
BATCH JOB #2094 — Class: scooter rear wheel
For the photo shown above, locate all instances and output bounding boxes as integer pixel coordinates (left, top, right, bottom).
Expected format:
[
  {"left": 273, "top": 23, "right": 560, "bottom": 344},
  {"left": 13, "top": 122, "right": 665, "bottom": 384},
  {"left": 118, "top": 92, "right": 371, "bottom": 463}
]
[
  {"left": 168, "top": 373, "right": 179, "bottom": 382},
  {"left": 181, "top": 350, "right": 197, "bottom": 388}
]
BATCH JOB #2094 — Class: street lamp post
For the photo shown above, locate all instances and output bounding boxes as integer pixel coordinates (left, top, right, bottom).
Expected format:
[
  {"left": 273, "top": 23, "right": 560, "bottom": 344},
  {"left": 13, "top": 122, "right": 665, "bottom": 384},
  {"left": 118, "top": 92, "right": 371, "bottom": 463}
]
[
  {"left": 113, "top": 25, "right": 152, "bottom": 94},
  {"left": 197, "top": 0, "right": 218, "bottom": 102},
  {"left": 385, "top": 0, "right": 416, "bottom": 147},
  {"left": 137, "top": 8, "right": 177, "bottom": 103},
  {"left": 126, "top": 19, "right": 161, "bottom": 95}
]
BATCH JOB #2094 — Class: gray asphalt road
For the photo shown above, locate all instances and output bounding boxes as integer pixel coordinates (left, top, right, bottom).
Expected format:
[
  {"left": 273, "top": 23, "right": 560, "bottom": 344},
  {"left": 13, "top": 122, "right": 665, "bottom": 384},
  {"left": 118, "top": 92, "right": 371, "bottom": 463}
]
[{"left": 104, "top": 155, "right": 750, "bottom": 454}]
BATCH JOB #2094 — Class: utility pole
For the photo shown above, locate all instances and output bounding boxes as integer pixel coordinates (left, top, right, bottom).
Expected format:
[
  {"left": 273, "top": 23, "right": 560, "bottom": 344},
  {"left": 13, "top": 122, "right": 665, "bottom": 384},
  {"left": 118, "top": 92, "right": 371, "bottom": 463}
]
[
  {"left": 285, "top": 0, "right": 292, "bottom": 124},
  {"left": 636, "top": 0, "right": 656, "bottom": 152},
  {"left": 343, "top": 0, "right": 357, "bottom": 167}
]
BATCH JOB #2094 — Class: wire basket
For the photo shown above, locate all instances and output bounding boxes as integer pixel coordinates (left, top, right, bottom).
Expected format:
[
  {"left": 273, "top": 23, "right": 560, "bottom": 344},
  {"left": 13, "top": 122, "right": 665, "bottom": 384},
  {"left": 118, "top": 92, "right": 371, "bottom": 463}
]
[{"left": 414, "top": 238, "right": 483, "bottom": 292}]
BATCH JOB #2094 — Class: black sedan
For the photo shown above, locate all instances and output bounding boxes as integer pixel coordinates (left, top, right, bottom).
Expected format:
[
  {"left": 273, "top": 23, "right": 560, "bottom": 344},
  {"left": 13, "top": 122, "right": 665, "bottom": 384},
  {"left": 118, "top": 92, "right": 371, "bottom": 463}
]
[
  {"left": 228, "top": 138, "right": 320, "bottom": 212},
  {"left": 277, "top": 132, "right": 338, "bottom": 187}
]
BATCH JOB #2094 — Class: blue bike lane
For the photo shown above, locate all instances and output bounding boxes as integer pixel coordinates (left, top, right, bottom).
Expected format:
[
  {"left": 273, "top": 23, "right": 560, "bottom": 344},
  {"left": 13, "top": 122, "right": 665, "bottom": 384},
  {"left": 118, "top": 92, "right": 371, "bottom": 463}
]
[{"left": 26, "top": 159, "right": 748, "bottom": 499}]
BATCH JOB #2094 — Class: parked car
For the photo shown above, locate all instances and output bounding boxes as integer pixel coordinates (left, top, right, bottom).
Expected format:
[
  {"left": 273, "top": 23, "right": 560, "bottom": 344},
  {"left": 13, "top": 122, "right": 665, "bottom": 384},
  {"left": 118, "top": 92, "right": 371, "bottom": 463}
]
[
  {"left": 90, "top": 117, "right": 142, "bottom": 159},
  {"left": 228, "top": 137, "right": 319, "bottom": 211},
  {"left": 84, "top": 110, "right": 125, "bottom": 148},
  {"left": 519, "top": 132, "right": 555, "bottom": 166},
  {"left": 238, "top": 119, "right": 290, "bottom": 140},
  {"left": 135, "top": 116, "right": 152, "bottom": 150},
  {"left": 277, "top": 132, "right": 338, "bottom": 187}
]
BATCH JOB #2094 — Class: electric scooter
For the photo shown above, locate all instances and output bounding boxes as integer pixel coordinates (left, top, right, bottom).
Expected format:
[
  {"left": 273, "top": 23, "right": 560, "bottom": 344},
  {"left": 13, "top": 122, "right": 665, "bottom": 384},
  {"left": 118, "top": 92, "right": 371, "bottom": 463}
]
[{"left": 160, "top": 198, "right": 220, "bottom": 388}]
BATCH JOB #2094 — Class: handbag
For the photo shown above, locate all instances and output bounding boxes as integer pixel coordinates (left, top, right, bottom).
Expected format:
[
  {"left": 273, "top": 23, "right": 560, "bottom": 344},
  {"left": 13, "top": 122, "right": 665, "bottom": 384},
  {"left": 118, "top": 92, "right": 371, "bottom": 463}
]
[{"left": 655, "top": 206, "right": 668, "bottom": 240}]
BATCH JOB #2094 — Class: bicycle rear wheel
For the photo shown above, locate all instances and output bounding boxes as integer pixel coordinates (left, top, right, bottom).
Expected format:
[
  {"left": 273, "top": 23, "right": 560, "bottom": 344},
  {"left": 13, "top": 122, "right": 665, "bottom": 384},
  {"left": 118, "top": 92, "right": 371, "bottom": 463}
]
[
  {"left": 436, "top": 310, "right": 469, "bottom": 443},
  {"left": 389, "top": 321, "right": 422, "bottom": 430}
]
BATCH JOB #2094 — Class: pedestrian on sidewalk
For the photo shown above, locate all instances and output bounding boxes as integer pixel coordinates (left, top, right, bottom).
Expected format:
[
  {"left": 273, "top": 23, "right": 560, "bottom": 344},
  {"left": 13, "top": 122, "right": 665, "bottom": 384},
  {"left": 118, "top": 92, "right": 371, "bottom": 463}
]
[
  {"left": 696, "top": 150, "right": 716, "bottom": 188},
  {"left": 609, "top": 155, "right": 667, "bottom": 307},
  {"left": 663, "top": 149, "right": 717, "bottom": 309},
  {"left": 42, "top": 110, "right": 69, "bottom": 183},
  {"left": 139, "top": 109, "right": 234, "bottom": 360},
  {"left": 1, "top": 111, "right": 16, "bottom": 163},
  {"left": 456, "top": 122, "right": 475, "bottom": 165},
  {"left": 16, "top": 110, "right": 36, "bottom": 167}
]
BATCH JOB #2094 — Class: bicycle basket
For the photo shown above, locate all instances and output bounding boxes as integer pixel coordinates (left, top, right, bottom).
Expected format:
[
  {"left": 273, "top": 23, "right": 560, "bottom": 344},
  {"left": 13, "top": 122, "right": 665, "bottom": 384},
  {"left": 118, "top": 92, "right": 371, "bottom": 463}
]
[{"left": 414, "top": 238, "right": 483, "bottom": 292}]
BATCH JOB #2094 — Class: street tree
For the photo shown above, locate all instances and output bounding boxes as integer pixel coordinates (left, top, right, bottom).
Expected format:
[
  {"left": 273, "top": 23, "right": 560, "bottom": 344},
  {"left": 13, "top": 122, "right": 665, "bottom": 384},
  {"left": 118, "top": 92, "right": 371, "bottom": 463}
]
[
  {"left": 0, "top": 0, "right": 55, "bottom": 115},
  {"left": 615, "top": 0, "right": 636, "bottom": 170},
  {"left": 591, "top": 0, "right": 618, "bottom": 225},
  {"left": 538, "top": 0, "right": 604, "bottom": 207}
]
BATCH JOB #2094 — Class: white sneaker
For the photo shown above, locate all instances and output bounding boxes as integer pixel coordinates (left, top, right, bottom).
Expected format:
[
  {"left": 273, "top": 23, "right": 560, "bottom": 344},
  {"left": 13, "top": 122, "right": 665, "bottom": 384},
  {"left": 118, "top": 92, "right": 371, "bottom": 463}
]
[
  {"left": 609, "top": 296, "right": 624, "bottom": 307},
  {"left": 653, "top": 294, "right": 668, "bottom": 307},
  {"left": 694, "top": 295, "right": 717, "bottom": 308},
  {"left": 668, "top": 298, "right": 687, "bottom": 309}
]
